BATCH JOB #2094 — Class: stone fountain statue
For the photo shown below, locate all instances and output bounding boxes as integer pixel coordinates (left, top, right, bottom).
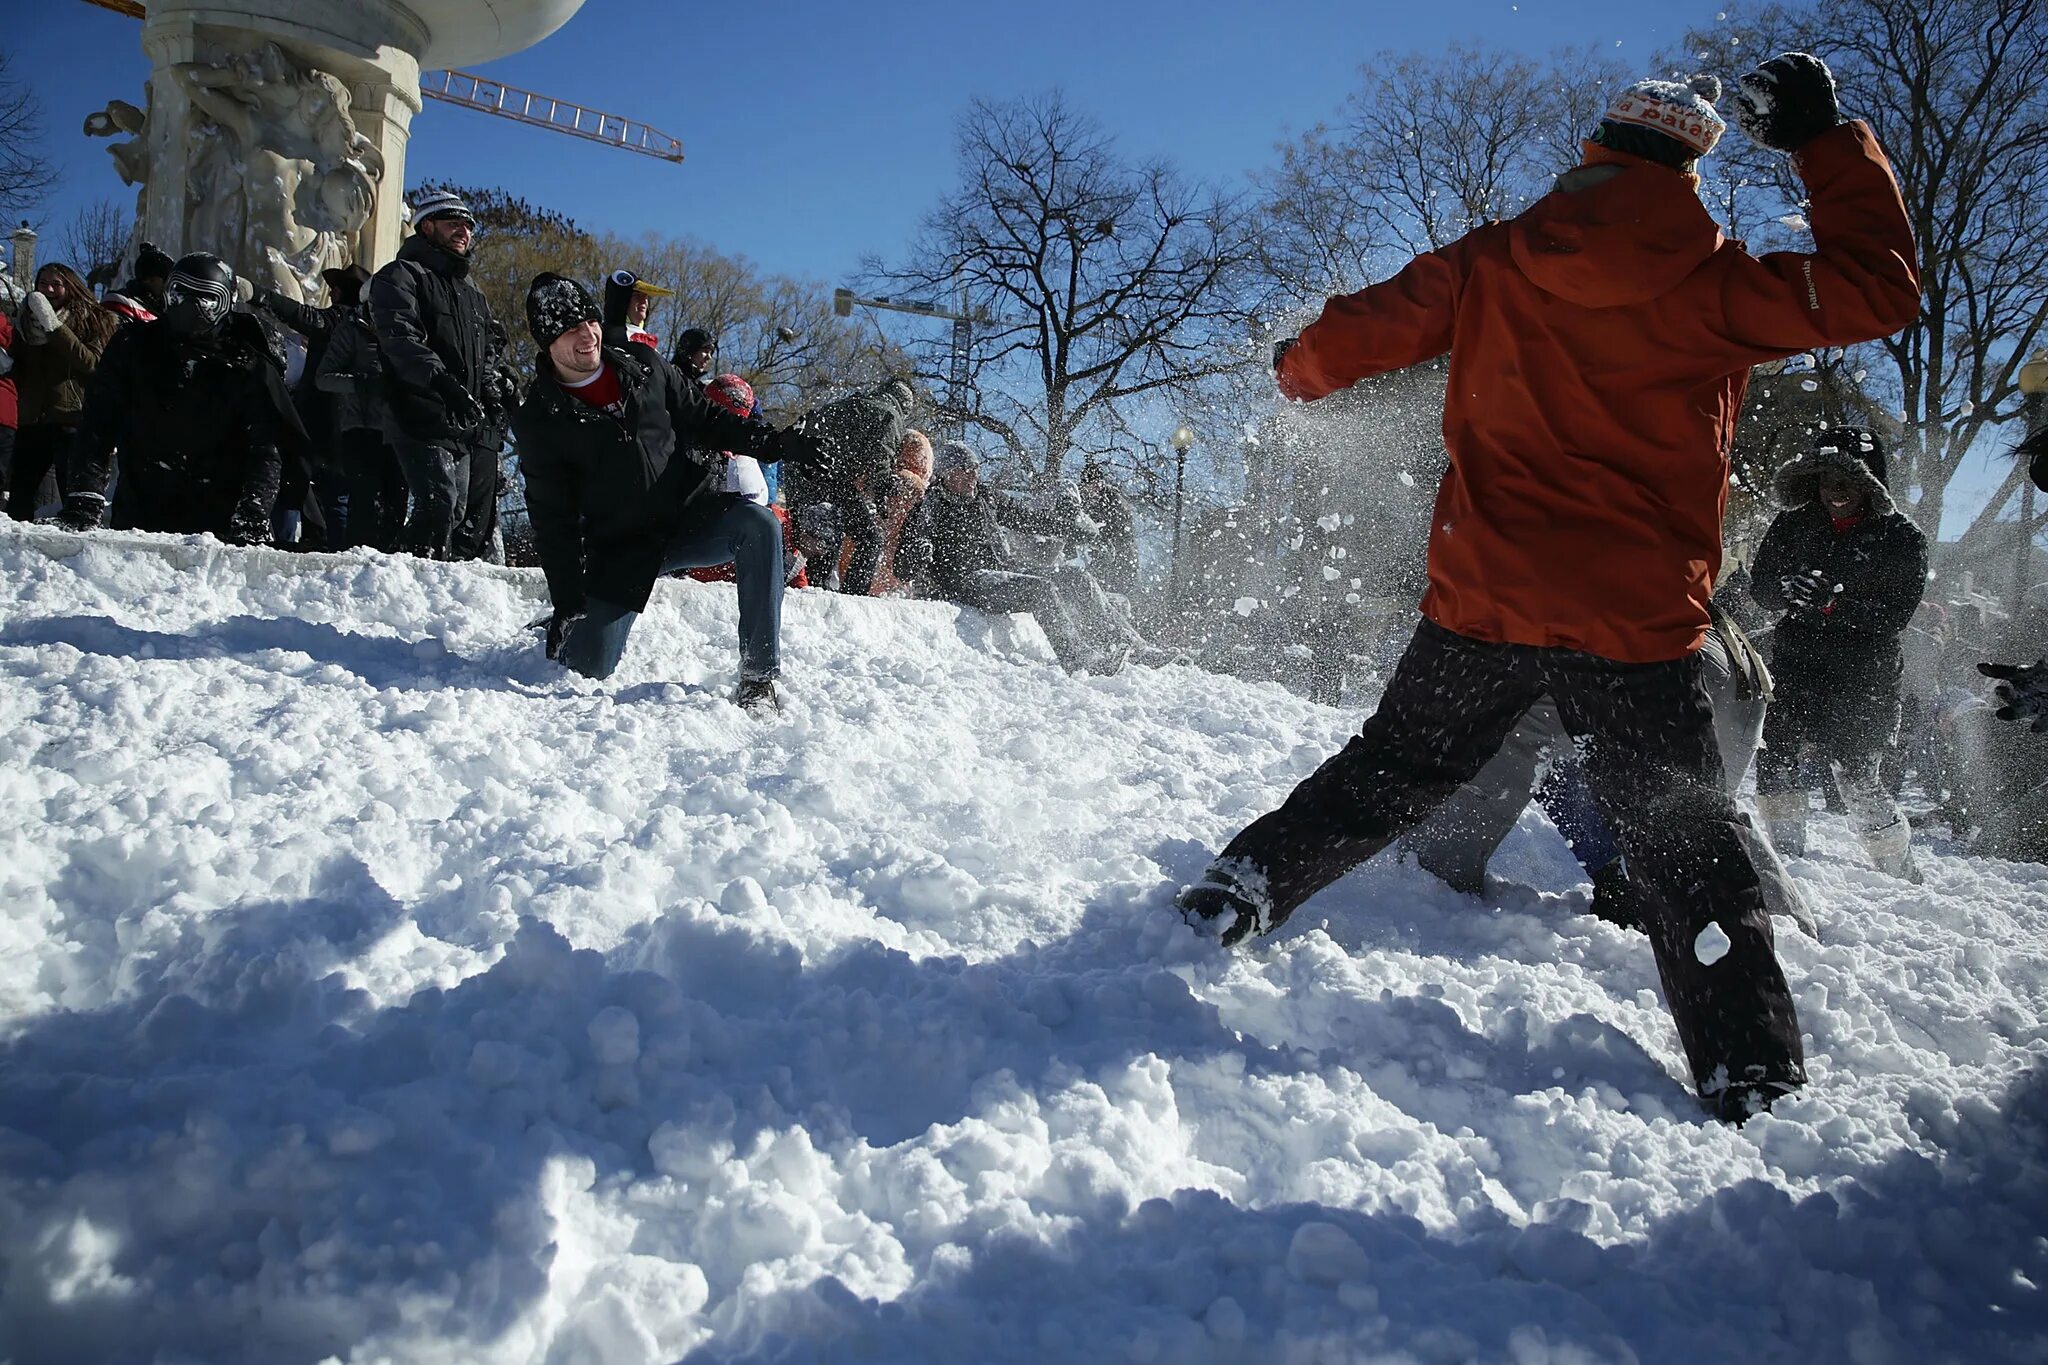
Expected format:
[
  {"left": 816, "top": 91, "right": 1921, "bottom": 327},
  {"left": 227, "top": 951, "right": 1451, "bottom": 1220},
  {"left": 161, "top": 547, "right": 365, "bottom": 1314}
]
[{"left": 92, "top": 0, "right": 585, "bottom": 303}]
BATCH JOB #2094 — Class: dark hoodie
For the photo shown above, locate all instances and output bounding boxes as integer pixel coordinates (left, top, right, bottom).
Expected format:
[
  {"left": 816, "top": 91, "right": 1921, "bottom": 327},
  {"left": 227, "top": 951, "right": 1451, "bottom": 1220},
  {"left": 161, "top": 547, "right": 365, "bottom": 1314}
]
[
  {"left": 1749, "top": 434, "right": 1928, "bottom": 679},
  {"left": 1275, "top": 121, "right": 1920, "bottom": 663}
]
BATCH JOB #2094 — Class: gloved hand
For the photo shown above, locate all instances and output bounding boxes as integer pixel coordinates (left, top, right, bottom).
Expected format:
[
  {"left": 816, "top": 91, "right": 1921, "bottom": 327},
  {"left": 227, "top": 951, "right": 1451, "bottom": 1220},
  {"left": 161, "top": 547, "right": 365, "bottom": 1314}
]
[
  {"left": 44, "top": 492, "right": 104, "bottom": 532},
  {"left": 1980, "top": 659, "right": 2048, "bottom": 732},
  {"left": 770, "top": 426, "right": 828, "bottom": 469},
  {"left": 20, "top": 290, "right": 59, "bottom": 343},
  {"left": 1734, "top": 52, "right": 1843, "bottom": 153},
  {"left": 432, "top": 372, "right": 486, "bottom": 433},
  {"left": 545, "top": 610, "right": 583, "bottom": 661},
  {"left": 1272, "top": 337, "right": 1297, "bottom": 372},
  {"left": 1780, "top": 566, "right": 1836, "bottom": 611},
  {"left": 252, "top": 288, "right": 284, "bottom": 316}
]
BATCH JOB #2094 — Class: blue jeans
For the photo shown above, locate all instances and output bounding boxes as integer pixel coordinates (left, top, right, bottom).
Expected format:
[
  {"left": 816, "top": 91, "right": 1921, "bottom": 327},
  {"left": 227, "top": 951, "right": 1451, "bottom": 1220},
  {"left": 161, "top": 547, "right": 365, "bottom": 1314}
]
[{"left": 560, "top": 496, "right": 784, "bottom": 682}]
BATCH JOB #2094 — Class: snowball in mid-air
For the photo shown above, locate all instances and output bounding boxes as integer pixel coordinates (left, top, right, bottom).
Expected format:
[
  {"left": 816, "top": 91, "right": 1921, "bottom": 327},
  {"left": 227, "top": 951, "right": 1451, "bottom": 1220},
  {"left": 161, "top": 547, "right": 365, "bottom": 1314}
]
[{"left": 1695, "top": 922, "right": 1733, "bottom": 966}]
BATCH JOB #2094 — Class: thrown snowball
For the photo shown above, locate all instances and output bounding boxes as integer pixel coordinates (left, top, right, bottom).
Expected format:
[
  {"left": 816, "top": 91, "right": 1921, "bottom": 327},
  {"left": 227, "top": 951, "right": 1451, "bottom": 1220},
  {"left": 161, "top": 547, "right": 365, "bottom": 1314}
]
[{"left": 1695, "top": 922, "right": 1733, "bottom": 966}]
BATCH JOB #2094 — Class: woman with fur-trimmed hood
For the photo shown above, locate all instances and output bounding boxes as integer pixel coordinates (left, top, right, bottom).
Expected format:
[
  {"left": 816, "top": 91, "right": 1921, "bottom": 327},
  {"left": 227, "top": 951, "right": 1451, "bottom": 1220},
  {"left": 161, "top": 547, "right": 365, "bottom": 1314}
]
[{"left": 1749, "top": 426, "right": 1928, "bottom": 878}]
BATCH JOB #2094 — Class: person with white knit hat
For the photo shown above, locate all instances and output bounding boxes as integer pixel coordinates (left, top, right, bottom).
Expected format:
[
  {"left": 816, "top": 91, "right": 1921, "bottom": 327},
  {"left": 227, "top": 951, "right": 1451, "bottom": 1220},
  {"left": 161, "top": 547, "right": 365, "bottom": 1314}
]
[
  {"left": 1180, "top": 52, "right": 1923, "bottom": 1126},
  {"left": 368, "top": 189, "right": 509, "bottom": 560}
]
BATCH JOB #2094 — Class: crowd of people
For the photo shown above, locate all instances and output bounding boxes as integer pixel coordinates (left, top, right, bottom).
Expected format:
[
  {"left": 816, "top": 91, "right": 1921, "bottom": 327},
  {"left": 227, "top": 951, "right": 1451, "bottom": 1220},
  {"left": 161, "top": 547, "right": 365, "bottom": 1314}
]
[
  {"left": 3, "top": 48, "right": 2047, "bottom": 1123},
  {"left": 0, "top": 189, "right": 1166, "bottom": 711}
]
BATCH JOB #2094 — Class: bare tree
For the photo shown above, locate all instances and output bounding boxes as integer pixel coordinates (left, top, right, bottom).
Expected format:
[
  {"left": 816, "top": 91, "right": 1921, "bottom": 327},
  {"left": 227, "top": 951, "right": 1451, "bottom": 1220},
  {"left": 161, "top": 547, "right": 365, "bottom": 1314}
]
[
  {"left": 60, "top": 198, "right": 132, "bottom": 290},
  {"left": 1682, "top": 0, "right": 2048, "bottom": 544},
  {"left": 864, "top": 91, "right": 1262, "bottom": 475},
  {"left": 1256, "top": 43, "right": 1631, "bottom": 305},
  {"left": 622, "top": 233, "right": 905, "bottom": 418},
  {"left": 0, "top": 49, "right": 56, "bottom": 224}
]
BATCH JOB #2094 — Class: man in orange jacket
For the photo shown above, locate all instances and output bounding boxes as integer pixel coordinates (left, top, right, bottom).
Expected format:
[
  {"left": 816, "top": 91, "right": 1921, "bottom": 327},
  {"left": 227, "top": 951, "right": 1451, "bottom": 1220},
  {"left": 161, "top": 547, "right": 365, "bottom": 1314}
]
[{"left": 1179, "top": 54, "right": 1921, "bottom": 1123}]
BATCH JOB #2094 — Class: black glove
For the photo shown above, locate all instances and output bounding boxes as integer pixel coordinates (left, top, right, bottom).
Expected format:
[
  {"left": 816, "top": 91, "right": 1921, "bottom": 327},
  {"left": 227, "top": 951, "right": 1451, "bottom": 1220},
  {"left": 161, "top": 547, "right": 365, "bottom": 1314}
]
[
  {"left": 1980, "top": 660, "right": 2048, "bottom": 732},
  {"left": 432, "top": 373, "right": 486, "bottom": 433},
  {"left": 1272, "top": 337, "right": 1297, "bottom": 372},
  {"left": 1734, "top": 53, "right": 1843, "bottom": 153},
  {"left": 770, "top": 426, "right": 828, "bottom": 469},
  {"left": 1780, "top": 567, "right": 1835, "bottom": 611},
  {"left": 45, "top": 492, "right": 105, "bottom": 533},
  {"left": 546, "top": 610, "right": 583, "bottom": 661}
]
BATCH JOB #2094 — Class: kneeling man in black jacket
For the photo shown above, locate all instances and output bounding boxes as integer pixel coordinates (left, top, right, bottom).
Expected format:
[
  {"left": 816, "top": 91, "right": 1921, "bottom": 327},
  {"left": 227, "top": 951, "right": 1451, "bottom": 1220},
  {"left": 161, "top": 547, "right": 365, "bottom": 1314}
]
[{"left": 511, "top": 274, "right": 824, "bottom": 712}]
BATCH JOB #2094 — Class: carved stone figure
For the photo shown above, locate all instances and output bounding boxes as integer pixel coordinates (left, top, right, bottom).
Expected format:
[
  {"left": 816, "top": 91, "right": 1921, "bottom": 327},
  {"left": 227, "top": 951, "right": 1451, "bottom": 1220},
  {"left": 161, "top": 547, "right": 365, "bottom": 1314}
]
[{"left": 167, "top": 41, "right": 383, "bottom": 301}]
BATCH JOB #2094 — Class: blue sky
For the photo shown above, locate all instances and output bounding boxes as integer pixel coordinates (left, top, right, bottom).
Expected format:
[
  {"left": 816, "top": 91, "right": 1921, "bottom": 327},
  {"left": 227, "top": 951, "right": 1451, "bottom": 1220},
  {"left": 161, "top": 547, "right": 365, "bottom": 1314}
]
[
  {"left": 7, "top": 0, "right": 2019, "bottom": 531},
  {"left": 15, "top": 0, "right": 1675, "bottom": 283}
]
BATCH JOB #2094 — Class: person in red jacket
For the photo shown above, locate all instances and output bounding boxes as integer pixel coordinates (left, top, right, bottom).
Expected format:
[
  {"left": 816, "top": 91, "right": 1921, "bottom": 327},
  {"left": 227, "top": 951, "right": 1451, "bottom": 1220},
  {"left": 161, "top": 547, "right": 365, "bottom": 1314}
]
[{"left": 1177, "top": 54, "right": 1921, "bottom": 1124}]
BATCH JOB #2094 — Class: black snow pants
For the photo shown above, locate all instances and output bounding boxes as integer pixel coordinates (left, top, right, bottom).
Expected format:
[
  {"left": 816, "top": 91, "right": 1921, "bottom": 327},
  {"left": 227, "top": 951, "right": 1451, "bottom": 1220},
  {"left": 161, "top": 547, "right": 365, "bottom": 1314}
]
[
  {"left": 393, "top": 435, "right": 498, "bottom": 561},
  {"left": 1214, "top": 619, "right": 1805, "bottom": 1099}
]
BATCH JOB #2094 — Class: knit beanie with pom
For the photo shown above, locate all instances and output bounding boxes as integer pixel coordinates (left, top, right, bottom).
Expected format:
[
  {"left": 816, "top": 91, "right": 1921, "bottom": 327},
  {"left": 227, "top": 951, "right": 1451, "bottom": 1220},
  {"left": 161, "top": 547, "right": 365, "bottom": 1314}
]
[{"left": 1593, "top": 74, "right": 1726, "bottom": 168}]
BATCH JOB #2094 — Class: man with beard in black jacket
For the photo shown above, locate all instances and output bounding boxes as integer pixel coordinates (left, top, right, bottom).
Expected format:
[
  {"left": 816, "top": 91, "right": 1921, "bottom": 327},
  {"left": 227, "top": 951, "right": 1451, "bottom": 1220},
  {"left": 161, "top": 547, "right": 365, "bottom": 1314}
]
[
  {"left": 371, "top": 190, "right": 512, "bottom": 560},
  {"left": 60, "top": 252, "right": 302, "bottom": 543},
  {"left": 511, "top": 274, "right": 826, "bottom": 712},
  {"left": 1750, "top": 427, "right": 1928, "bottom": 879}
]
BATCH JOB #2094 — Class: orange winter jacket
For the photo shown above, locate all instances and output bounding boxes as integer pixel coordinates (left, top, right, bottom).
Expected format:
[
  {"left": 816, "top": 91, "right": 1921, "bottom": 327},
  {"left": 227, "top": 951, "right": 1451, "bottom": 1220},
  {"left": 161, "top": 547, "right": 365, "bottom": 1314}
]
[{"left": 1279, "top": 121, "right": 1920, "bottom": 662}]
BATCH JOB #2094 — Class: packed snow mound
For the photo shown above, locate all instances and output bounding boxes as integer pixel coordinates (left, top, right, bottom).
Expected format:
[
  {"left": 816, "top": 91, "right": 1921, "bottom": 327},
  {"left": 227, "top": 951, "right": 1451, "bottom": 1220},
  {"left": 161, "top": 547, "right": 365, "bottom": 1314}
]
[{"left": 1, "top": 526, "right": 2046, "bottom": 1364}]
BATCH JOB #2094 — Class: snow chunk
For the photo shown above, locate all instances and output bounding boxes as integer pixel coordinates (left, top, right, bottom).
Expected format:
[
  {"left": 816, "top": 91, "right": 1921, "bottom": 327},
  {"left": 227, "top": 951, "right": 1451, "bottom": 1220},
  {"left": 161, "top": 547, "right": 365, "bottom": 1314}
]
[
  {"left": 588, "top": 1006, "right": 641, "bottom": 1065},
  {"left": 1232, "top": 597, "right": 1261, "bottom": 617},
  {"left": 1695, "top": 922, "right": 1733, "bottom": 966},
  {"left": 1285, "top": 1221, "right": 1371, "bottom": 1285}
]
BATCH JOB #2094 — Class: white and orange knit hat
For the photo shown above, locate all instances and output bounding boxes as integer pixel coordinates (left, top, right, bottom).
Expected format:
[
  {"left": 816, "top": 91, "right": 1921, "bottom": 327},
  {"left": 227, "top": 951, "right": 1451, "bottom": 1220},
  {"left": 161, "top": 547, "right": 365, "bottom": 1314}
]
[{"left": 1600, "top": 75, "right": 1727, "bottom": 162}]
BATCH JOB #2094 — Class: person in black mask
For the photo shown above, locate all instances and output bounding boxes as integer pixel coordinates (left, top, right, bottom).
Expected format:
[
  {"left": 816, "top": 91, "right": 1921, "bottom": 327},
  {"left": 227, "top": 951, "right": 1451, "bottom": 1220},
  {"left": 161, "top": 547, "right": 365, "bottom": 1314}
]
[
  {"left": 369, "top": 190, "right": 510, "bottom": 560},
  {"left": 61, "top": 252, "right": 306, "bottom": 543}
]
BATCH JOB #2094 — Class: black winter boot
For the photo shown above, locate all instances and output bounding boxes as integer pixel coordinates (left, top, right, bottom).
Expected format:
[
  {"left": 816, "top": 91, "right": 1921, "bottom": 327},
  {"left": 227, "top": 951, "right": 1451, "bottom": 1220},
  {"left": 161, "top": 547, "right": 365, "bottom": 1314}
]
[
  {"left": 1705, "top": 1077, "right": 1799, "bottom": 1125},
  {"left": 1178, "top": 884, "right": 1260, "bottom": 946},
  {"left": 733, "top": 678, "right": 782, "bottom": 714}
]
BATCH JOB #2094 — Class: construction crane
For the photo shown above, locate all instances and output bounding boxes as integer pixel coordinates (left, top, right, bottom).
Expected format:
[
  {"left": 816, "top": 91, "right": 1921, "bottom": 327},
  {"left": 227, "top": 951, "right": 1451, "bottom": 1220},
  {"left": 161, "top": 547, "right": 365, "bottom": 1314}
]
[
  {"left": 834, "top": 287, "right": 989, "bottom": 436},
  {"left": 74, "top": 0, "right": 684, "bottom": 163}
]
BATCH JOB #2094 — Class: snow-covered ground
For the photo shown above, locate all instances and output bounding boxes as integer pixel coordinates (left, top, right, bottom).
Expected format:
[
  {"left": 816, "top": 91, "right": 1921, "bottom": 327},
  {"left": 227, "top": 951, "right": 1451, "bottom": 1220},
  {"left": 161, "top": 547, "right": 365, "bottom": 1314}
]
[{"left": 1, "top": 525, "right": 2044, "bottom": 1365}]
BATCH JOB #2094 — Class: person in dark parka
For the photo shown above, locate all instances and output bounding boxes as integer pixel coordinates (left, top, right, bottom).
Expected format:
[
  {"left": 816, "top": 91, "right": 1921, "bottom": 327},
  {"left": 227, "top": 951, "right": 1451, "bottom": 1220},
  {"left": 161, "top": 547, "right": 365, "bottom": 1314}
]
[
  {"left": 369, "top": 190, "right": 508, "bottom": 560},
  {"left": 63, "top": 253, "right": 304, "bottom": 543},
  {"left": 510, "top": 274, "right": 826, "bottom": 712},
  {"left": 795, "top": 379, "right": 913, "bottom": 596},
  {"left": 900, "top": 441, "right": 1162, "bottom": 675},
  {"left": 1750, "top": 426, "right": 1928, "bottom": 878},
  {"left": 1980, "top": 425, "right": 2048, "bottom": 729}
]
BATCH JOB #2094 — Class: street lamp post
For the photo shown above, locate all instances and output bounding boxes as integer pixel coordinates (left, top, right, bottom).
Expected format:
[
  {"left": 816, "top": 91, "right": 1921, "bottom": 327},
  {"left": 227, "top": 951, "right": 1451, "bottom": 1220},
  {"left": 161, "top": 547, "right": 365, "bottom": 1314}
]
[
  {"left": 2015, "top": 350, "right": 2048, "bottom": 608},
  {"left": 1170, "top": 424, "right": 1194, "bottom": 599}
]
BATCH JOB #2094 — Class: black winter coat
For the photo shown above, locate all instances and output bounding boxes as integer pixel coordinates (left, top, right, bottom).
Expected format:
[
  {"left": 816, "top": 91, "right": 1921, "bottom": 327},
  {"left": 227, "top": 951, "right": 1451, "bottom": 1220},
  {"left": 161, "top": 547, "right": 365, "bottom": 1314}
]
[
  {"left": 902, "top": 485, "right": 1063, "bottom": 596},
  {"left": 72, "top": 312, "right": 306, "bottom": 537},
  {"left": 369, "top": 235, "right": 500, "bottom": 446},
  {"left": 313, "top": 305, "right": 387, "bottom": 435},
  {"left": 1750, "top": 503, "right": 1927, "bottom": 686},
  {"left": 512, "top": 343, "right": 786, "bottom": 614},
  {"left": 809, "top": 391, "right": 904, "bottom": 494}
]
